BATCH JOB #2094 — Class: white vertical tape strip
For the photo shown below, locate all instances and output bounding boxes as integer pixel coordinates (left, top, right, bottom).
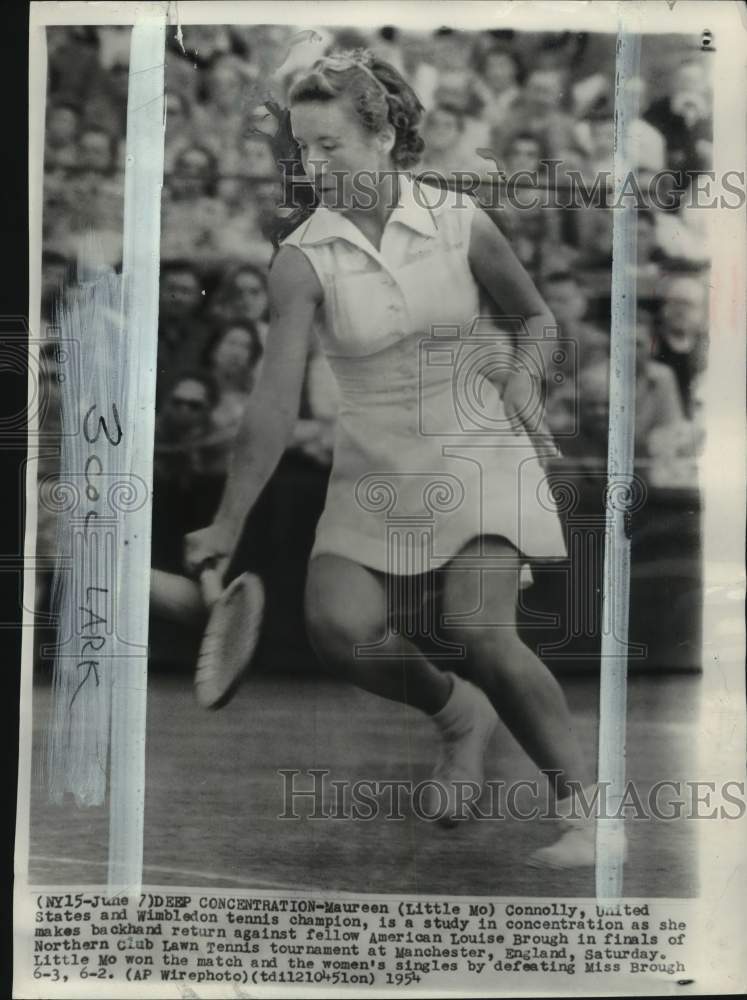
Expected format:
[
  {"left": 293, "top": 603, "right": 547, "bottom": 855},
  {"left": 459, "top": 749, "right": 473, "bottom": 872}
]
[
  {"left": 48, "top": 262, "right": 124, "bottom": 808},
  {"left": 107, "top": 18, "right": 165, "bottom": 892},
  {"left": 595, "top": 13, "right": 641, "bottom": 898}
]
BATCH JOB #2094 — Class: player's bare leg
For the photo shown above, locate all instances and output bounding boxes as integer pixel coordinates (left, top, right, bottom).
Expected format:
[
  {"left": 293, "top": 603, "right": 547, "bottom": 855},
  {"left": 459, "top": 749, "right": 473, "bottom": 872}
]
[
  {"left": 440, "top": 535, "right": 606, "bottom": 868},
  {"left": 305, "top": 554, "right": 497, "bottom": 823}
]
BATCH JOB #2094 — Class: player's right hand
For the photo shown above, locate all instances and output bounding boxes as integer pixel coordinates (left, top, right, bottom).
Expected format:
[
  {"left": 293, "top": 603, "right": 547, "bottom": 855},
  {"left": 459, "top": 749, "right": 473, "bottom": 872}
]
[{"left": 184, "top": 520, "right": 235, "bottom": 577}]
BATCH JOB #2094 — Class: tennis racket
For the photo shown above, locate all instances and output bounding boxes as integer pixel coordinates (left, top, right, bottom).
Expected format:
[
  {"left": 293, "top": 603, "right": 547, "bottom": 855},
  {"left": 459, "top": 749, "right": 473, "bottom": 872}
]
[{"left": 194, "top": 566, "right": 266, "bottom": 710}]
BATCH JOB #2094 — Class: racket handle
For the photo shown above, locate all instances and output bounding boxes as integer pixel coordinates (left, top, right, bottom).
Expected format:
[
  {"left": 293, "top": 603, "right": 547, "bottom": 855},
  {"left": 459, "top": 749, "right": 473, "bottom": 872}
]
[{"left": 200, "top": 567, "right": 224, "bottom": 607}]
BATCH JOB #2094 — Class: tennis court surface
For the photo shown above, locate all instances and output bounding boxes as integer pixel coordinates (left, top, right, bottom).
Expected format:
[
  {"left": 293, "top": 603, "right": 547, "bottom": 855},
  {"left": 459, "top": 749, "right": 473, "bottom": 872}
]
[{"left": 29, "top": 671, "right": 699, "bottom": 897}]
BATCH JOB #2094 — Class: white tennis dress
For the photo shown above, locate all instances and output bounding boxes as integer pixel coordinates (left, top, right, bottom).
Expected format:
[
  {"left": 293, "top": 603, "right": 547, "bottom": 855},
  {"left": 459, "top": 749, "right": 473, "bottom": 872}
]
[{"left": 281, "top": 174, "right": 566, "bottom": 576}]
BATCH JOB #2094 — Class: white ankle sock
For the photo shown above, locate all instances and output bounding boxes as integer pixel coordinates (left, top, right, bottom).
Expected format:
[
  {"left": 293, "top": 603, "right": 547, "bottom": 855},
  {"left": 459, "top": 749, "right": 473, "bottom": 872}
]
[{"left": 432, "top": 673, "right": 483, "bottom": 732}]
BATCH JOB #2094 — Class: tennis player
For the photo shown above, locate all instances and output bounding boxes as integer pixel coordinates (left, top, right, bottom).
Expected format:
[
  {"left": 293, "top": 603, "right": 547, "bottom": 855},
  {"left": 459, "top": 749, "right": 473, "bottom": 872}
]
[{"left": 185, "top": 51, "right": 601, "bottom": 869}]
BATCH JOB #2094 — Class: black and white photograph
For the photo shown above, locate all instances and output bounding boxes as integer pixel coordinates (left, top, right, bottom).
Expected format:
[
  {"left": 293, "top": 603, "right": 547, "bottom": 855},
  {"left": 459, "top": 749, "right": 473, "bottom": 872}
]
[{"left": 14, "top": 1, "right": 747, "bottom": 996}]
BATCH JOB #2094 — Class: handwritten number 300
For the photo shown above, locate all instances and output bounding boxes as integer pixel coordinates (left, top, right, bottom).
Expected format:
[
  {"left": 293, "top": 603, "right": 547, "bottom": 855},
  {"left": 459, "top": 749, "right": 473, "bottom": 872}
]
[{"left": 83, "top": 404, "right": 123, "bottom": 447}]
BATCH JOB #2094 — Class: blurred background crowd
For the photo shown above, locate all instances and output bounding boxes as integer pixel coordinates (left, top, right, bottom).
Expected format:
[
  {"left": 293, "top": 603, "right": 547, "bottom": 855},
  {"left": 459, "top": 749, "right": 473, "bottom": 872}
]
[{"left": 37, "top": 24, "right": 713, "bottom": 671}]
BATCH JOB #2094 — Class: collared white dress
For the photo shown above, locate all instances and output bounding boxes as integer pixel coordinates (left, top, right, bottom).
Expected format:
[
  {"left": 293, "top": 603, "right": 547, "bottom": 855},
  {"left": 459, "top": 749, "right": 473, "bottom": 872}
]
[{"left": 281, "top": 175, "right": 566, "bottom": 576}]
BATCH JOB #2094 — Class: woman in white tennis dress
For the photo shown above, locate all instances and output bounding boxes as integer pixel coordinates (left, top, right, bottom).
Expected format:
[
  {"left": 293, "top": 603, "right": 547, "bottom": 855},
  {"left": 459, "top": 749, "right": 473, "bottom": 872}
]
[
  {"left": 186, "top": 52, "right": 600, "bottom": 869},
  {"left": 282, "top": 172, "right": 568, "bottom": 575}
]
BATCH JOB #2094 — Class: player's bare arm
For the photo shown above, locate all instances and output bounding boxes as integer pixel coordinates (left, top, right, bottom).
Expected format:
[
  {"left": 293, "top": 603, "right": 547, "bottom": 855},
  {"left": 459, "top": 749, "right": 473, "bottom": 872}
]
[{"left": 184, "top": 247, "right": 322, "bottom": 574}]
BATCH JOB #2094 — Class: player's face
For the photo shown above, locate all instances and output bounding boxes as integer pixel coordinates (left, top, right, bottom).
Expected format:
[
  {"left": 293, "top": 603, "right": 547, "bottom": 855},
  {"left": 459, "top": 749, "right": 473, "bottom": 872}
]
[{"left": 291, "top": 98, "right": 393, "bottom": 211}]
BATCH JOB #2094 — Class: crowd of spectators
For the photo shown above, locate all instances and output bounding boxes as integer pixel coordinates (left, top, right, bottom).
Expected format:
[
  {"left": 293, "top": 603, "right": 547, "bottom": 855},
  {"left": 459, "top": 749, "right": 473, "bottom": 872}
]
[{"left": 38, "top": 24, "right": 712, "bottom": 602}]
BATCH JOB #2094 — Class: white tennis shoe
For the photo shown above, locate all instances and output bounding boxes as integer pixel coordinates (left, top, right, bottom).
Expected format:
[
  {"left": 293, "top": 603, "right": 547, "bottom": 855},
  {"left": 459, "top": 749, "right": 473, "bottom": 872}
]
[{"left": 527, "top": 786, "right": 628, "bottom": 869}]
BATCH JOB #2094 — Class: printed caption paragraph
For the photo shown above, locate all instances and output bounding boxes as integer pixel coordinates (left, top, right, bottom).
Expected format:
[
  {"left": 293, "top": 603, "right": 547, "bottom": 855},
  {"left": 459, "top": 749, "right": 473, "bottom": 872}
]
[{"left": 27, "top": 891, "right": 693, "bottom": 990}]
